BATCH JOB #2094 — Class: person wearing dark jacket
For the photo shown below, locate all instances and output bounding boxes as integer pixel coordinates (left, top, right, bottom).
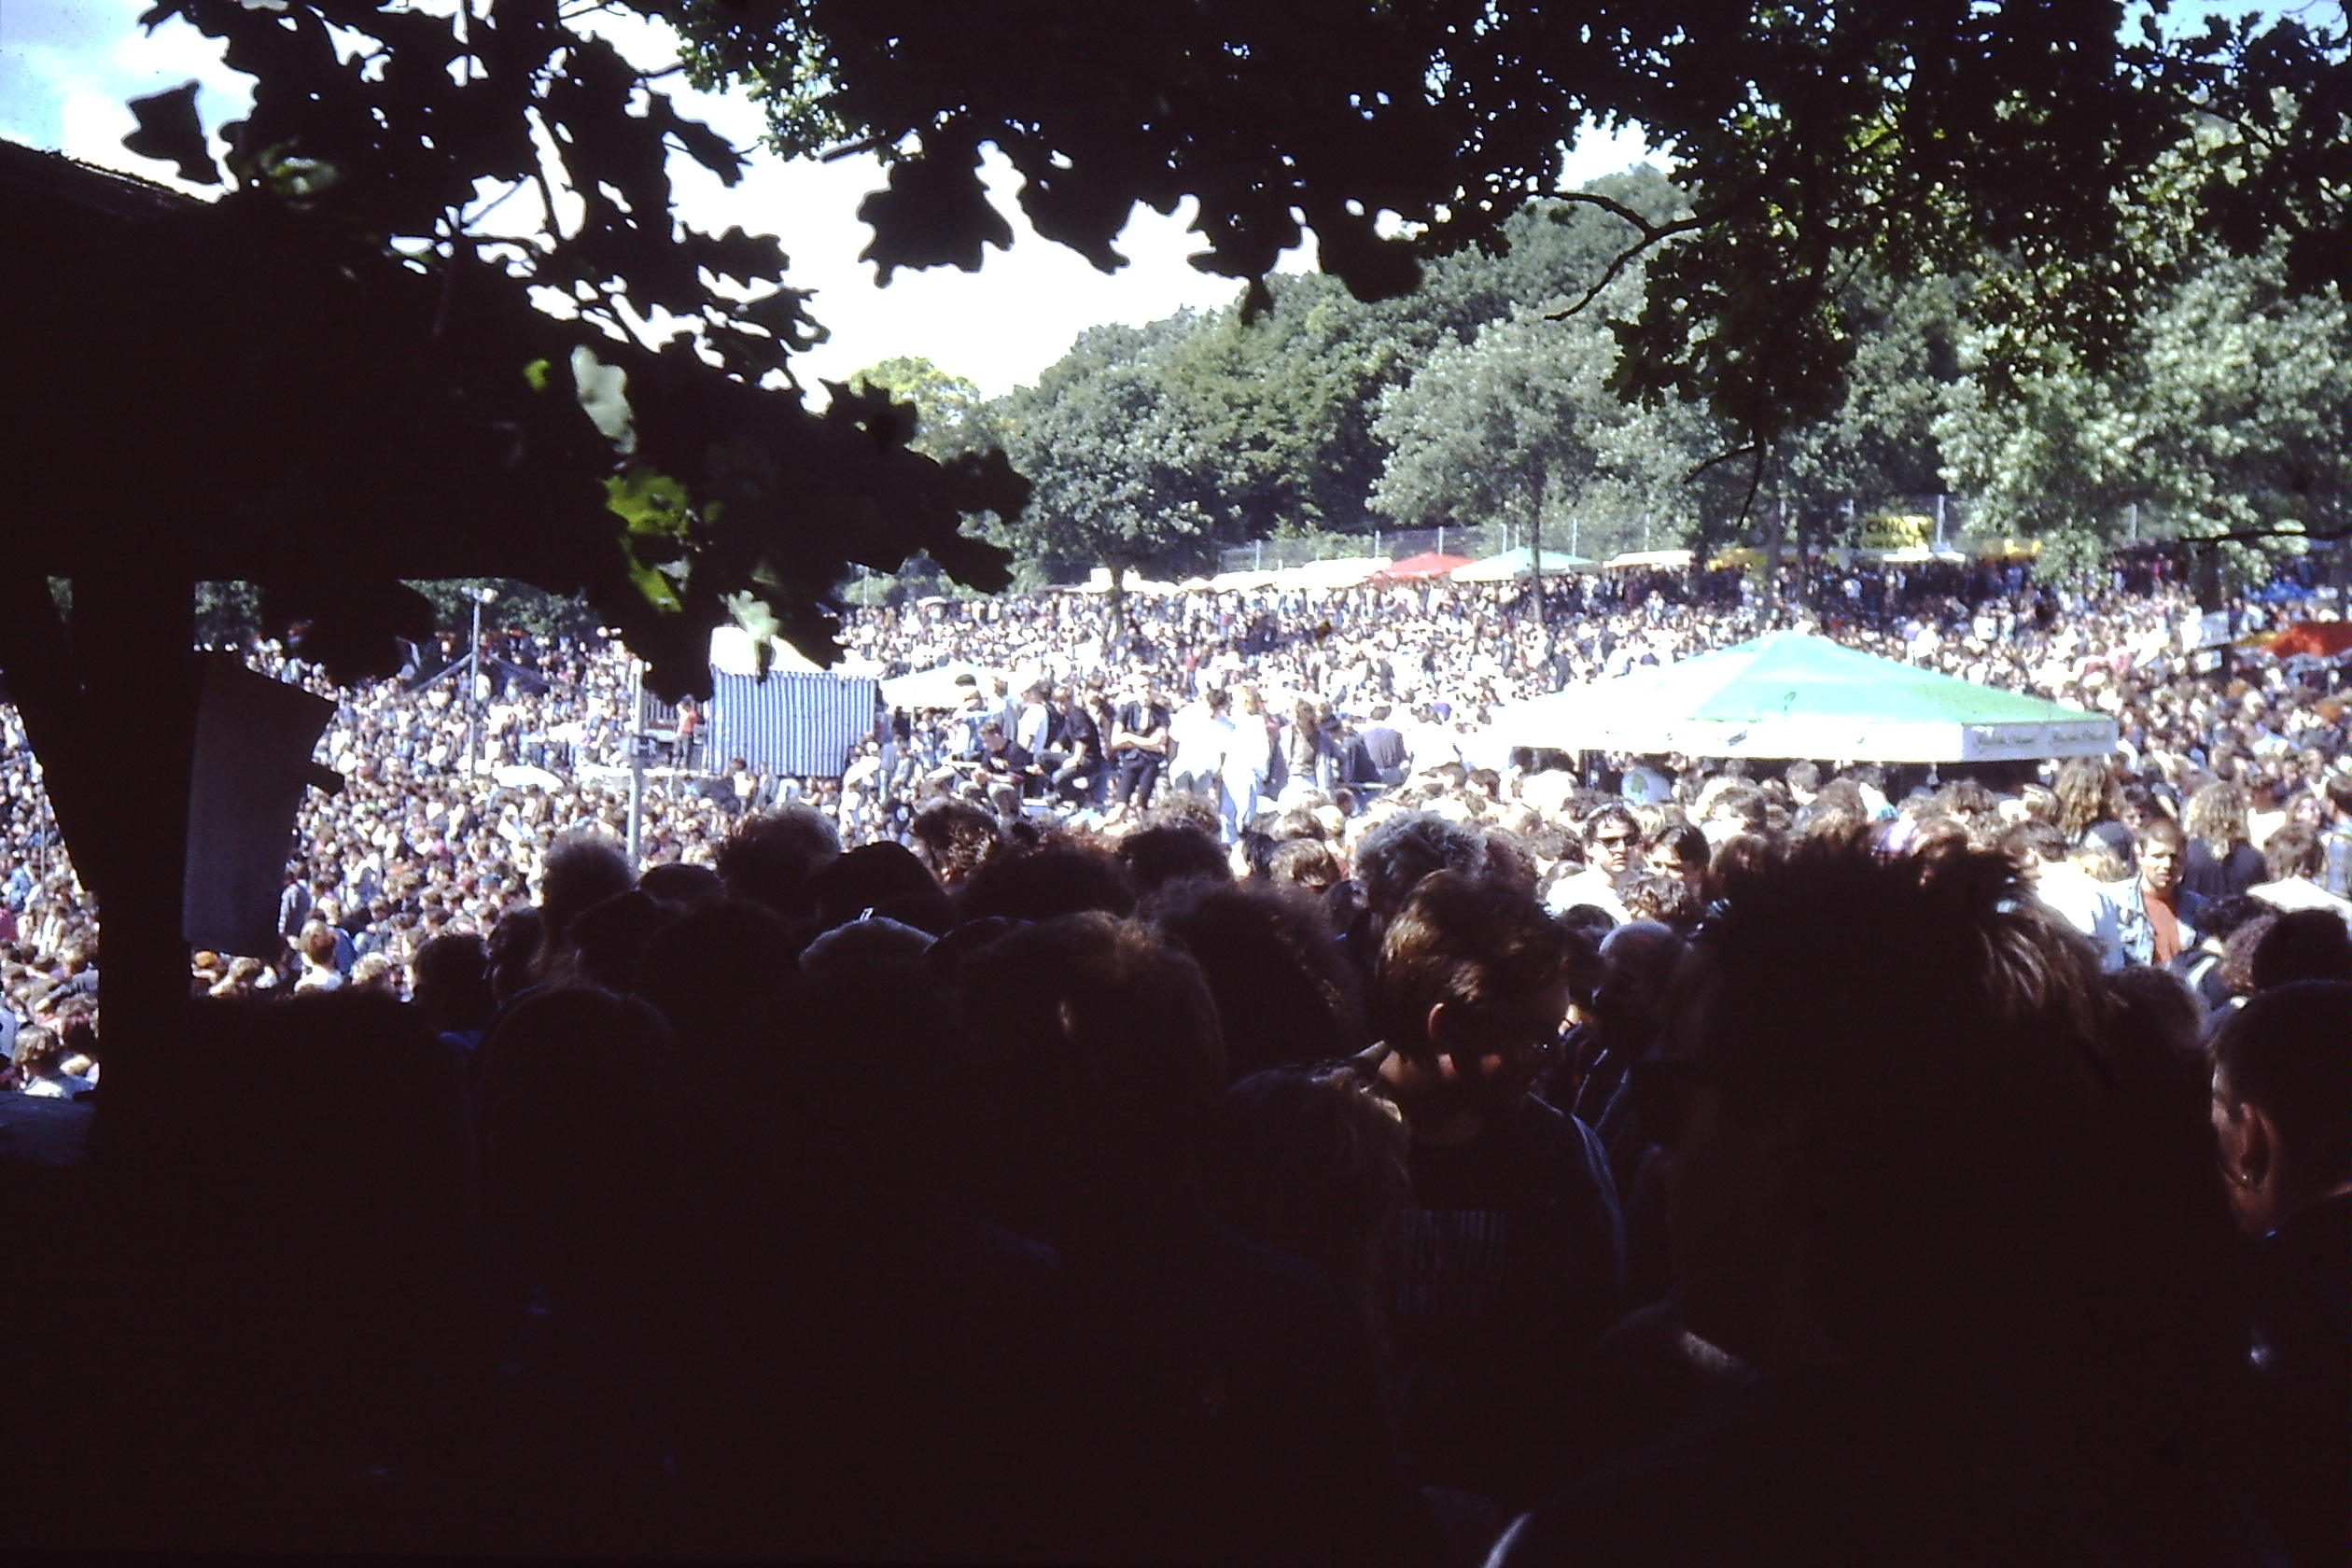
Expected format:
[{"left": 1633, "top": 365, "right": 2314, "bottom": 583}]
[
  {"left": 2210, "top": 981, "right": 2350, "bottom": 1568},
  {"left": 1351, "top": 871, "right": 1623, "bottom": 1514},
  {"left": 959, "top": 912, "right": 1435, "bottom": 1568},
  {"left": 1494, "top": 834, "right": 2256, "bottom": 1568}
]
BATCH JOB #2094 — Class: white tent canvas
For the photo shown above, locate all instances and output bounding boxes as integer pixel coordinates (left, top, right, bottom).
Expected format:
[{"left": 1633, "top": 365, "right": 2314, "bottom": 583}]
[
  {"left": 879, "top": 662, "right": 1003, "bottom": 709},
  {"left": 1492, "top": 631, "right": 2116, "bottom": 763}
]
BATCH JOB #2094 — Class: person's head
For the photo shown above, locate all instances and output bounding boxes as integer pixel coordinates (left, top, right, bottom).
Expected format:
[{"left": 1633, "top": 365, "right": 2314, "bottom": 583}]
[
  {"left": 2115, "top": 782, "right": 2160, "bottom": 833},
  {"left": 636, "top": 900, "right": 795, "bottom": 1066},
  {"left": 1351, "top": 811, "right": 1490, "bottom": 920},
  {"left": 1644, "top": 819, "right": 1711, "bottom": 897},
  {"left": 14, "top": 1027, "right": 62, "bottom": 1079},
  {"left": 2060, "top": 762, "right": 2117, "bottom": 846},
  {"left": 1372, "top": 870, "right": 1575, "bottom": 1116},
  {"left": 1639, "top": 831, "right": 2175, "bottom": 1379},
  {"left": 299, "top": 921, "right": 339, "bottom": 970},
  {"left": 535, "top": 830, "right": 633, "bottom": 958},
  {"left": 955, "top": 842, "right": 1138, "bottom": 925},
  {"left": 476, "top": 987, "right": 679, "bottom": 1282},
  {"left": 2209, "top": 980, "right": 2352, "bottom": 1235},
  {"left": 1267, "top": 836, "right": 1343, "bottom": 892},
  {"left": 2259, "top": 821, "right": 2323, "bottom": 884},
  {"left": 348, "top": 952, "right": 398, "bottom": 995},
  {"left": 1117, "top": 822, "right": 1234, "bottom": 896},
  {"left": 2135, "top": 816, "right": 2186, "bottom": 895},
  {"left": 484, "top": 905, "right": 544, "bottom": 1007},
  {"left": 1583, "top": 803, "right": 1641, "bottom": 878},
  {"left": 1704, "top": 783, "right": 1769, "bottom": 836},
  {"left": 637, "top": 860, "right": 725, "bottom": 911},
  {"left": 2249, "top": 907, "right": 2352, "bottom": 991},
  {"left": 566, "top": 888, "right": 682, "bottom": 993},
  {"left": 957, "top": 914, "right": 1225, "bottom": 1228},
  {"left": 2324, "top": 772, "right": 2352, "bottom": 824},
  {"left": 1999, "top": 819, "right": 2069, "bottom": 879},
  {"left": 714, "top": 803, "right": 842, "bottom": 920},
  {"left": 909, "top": 797, "right": 1003, "bottom": 887},
  {"left": 1151, "top": 878, "right": 1364, "bottom": 1079},
  {"left": 1621, "top": 870, "right": 1702, "bottom": 930},
  {"left": 1200, "top": 1067, "right": 1410, "bottom": 1359},
  {"left": 411, "top": 931, "right": 494, "bottom": 1035},
  {"left": 807, "top": 841, "right": 953, "bottom": 935},
  {"left": 1591, "top": 917, "right": 1687, "bottom": 1055},
  {"left": 2183, "top": 780, "right": 2249, "bottom": 855}
]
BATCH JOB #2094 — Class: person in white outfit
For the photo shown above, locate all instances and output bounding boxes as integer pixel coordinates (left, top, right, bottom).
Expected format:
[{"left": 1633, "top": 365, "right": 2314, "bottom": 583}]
[{"left": 1169, "top": 687, "right": 1235, "bottom": 809}]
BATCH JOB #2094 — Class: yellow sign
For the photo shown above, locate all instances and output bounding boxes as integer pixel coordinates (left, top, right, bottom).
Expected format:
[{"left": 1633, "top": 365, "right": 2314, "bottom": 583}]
[{"left": 1857, "top": 513, "right": 1932, "bottom": 551}]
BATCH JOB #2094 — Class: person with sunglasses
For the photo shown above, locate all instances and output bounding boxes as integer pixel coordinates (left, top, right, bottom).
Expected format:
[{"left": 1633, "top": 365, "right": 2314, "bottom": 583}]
[
  {"left": 1346, "top": 870, "right": 1623, "bottom": 1517},
  {"left": 1543, "top": 804, "right": 1642, "bottom": 925}
]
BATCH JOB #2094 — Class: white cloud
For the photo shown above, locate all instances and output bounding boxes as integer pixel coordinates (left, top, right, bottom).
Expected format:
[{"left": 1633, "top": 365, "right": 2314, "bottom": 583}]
[{"left": 3, "top": 0, "right": 254, "bottom": 195}]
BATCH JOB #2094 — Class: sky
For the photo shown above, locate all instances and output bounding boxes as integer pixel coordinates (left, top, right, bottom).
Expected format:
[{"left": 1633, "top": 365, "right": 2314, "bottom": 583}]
[{"left": 0, "top": 0, "right": 1648, "bottom": 396}]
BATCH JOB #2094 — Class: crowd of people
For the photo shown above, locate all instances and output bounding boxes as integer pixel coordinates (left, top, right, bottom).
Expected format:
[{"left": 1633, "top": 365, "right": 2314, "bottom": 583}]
[
  {"left": 1, "top": 558, "right": 2346, "bottom": 1081},
  {"left": 0, "top": 553, "right": 2343, "bottom": 1561}
]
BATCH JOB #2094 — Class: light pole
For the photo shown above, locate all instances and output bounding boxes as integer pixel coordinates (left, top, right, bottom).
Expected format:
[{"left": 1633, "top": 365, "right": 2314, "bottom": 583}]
[
  {"left": 463, "top": 585, "right": 497, "bottom": 777},
  {"left": 624, "top": 653, "right": 647, "bottom": 870}
]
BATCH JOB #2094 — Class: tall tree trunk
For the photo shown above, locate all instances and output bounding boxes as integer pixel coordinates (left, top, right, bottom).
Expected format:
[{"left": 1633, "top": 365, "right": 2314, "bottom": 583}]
[
  {"left": 1529, "top": 474, "right": 1546, "bottom": 632},
  {"left": 73, "top": 566, "right": 198, "bottom": 1127}
]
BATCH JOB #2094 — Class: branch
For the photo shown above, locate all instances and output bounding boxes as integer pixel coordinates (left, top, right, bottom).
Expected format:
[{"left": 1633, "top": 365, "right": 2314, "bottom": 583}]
[
  {"left": 1545, "top": 210, "right": 1710, "bottom": 321},
  {"left": 2179, "top": 523, "right": 2351, "bottom": 545},
  {"left": 1684, "top": 441, "right": 1762, "bottom": 485},
  {"left": 1541, "top": 175, "right": 1770, "bottom": 323}
]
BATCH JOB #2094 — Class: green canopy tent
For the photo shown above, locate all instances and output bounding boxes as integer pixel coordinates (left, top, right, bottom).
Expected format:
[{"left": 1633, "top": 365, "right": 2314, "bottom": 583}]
[
  {"left": 1450, "top": 545, "right": 1596, "bottom": 581},
  {"left": 1494, "top": 631, "right": 2117, "bottom": 762}
]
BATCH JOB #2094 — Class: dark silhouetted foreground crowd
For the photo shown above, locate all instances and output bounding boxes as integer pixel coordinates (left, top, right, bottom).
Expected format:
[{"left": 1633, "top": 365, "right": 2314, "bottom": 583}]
[{"left": 4, "top": 784, "right": 2343, "bottom": 1567}]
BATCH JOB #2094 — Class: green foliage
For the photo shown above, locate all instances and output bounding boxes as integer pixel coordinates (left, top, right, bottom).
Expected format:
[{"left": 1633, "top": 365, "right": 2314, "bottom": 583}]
[
  {"left": 1371, "top": 305, "right": 1620, "bottom": 545},
  {"left": 996, "top": 319, "right": 1229, "bottom": 581},
  {"left": 847, "top": 357, "right": 1003, "bottom": 462},
  {"left": 30, "top": 0, "right": 1022, "bottom": 705},
  {"left": 667, "top": 0, "right": 2344, "bottom": 465},
  {"left": 1937, "top": 244, "right": 2349, "bottom": 570}
]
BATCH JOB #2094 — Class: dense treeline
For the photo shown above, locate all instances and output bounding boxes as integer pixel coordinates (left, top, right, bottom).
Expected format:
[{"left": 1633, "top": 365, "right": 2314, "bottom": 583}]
[{"left": 863, "top": 165, "right": 2345, "bottom": 589}]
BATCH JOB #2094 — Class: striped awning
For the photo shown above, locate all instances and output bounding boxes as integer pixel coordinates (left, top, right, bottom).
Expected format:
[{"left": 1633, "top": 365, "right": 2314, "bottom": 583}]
[{"left": 707, "top": 672, "right": 878, "bottom": 777}]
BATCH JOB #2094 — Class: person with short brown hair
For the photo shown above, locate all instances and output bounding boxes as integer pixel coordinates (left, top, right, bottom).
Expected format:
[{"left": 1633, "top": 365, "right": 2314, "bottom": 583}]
[{"left": 1354, "top": 870, "right": 1621, "bottom": 1508}]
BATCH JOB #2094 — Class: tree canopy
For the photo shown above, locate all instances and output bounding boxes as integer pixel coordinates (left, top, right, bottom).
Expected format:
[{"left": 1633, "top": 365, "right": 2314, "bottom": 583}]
[{"left": 673, "top": 0, "right": 2345, "bottom": 476}]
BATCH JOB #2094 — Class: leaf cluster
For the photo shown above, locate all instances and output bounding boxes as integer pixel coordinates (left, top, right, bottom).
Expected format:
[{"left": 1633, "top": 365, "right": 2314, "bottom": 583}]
[{"left": 28, "top": 0, "right": 1029, "bottom": 701}]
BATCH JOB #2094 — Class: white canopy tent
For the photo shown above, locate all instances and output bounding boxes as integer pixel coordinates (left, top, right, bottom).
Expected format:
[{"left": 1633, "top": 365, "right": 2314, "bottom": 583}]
[
  {"left": 878, "top": 661, "right": 1005, "bottom": 709},
  {"left": 1601, "top": 548, "right": 1696, "bottom": 571},
  {"left": 1491, "top": 631, "right": 2117, "bottom": 763}
]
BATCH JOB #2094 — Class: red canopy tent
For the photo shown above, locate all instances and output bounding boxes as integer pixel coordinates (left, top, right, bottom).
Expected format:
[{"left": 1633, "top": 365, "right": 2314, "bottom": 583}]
[
  {"left": 1374, "top": 551, "right": 1475, "bottom": 581},
  {"left": 2265, "top": 621, "right": 2352, "bottom": 660}
]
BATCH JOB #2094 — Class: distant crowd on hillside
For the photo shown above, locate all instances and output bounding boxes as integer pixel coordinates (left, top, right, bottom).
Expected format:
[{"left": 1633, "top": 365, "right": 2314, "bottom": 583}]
[{"left": 0, "top": 557, "right": 2345, "bottom": 1059}]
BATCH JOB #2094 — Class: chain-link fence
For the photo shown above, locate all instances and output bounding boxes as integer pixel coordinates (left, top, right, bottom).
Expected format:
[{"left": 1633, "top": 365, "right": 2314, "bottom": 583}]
[
  {"left": 1216, "top": 498, "right": 1995, "bottom": 576},
  {"left": 1217, "top": 522, "right": 1530, "bottom": 575}
]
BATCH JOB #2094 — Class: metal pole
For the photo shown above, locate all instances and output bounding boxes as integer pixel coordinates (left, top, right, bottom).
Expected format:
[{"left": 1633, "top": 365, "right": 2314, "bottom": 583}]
[
  {"left": 625, "top": 657, "right": 645, "bottom": 870},
  {"left": 464, "top": 595, "right": 482, "bottom": 777}
]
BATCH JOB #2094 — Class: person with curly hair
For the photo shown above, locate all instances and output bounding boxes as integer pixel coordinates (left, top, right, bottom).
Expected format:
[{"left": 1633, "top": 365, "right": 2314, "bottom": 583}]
[{"left": 2181, "top": 781, "right": 2265, "bottom": 921}]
